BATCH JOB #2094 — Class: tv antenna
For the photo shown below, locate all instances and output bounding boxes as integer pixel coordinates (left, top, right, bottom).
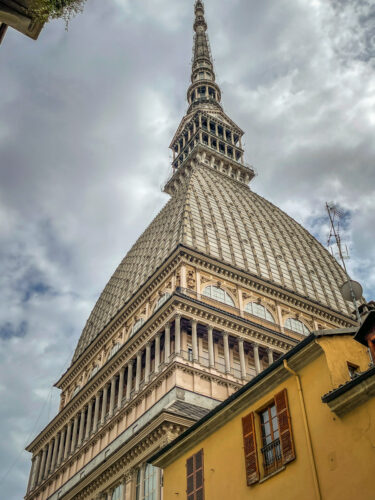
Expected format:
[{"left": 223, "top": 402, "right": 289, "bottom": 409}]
[{"left": 326, "top": 202, "right": 362, "bottom": 323}]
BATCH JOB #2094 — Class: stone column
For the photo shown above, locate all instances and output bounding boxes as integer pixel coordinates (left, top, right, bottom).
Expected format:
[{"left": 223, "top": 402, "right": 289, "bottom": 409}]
[
  {"left": 139, "top": 465, "right": 145, "bottom": 498},
  {"left": 57, "top": 427, "right": 65, "bottom": 466},
  {"left": 124, "top": 470, "right": 134, "bottom": 500},
  {"left": 93, "top": 393, "right": 100, "bottom": 432},
  {"left": 135, "top": 351, "right": 142, "bottom": 392},
  {"left": 223, "top": 332, "right": 231, "bottom": 374},
  {"left": 207, "top": 326, "right": 215, "bottom": 368},
  {"left": 78, "top": 408, "right": 85, "bottom": 446},
  {"left": 101, "top": 384, "right": 109, "bottom": 424},
  {"left": 70, "top": 415, "right": 79, "bottom": 453},
  {"left": 121, "top": 477, "right": 127, "bottom": 500},
  {"left": 145, "top": 342, "right": 151, "bottom": 383},
  {"left": 238, "top": 339, "right": 247, "bottom": 380},
  {"left": 238, "top": 289, "right": 244, "bottom": 317},
  {"left": 51, "top": 434, "right": 60, "bottom": 471},
  {"left": 126, "top": 360, "right": 133, "bottom": 400},
  {"left": 30, "top": 453, "right": 41, "bottom": 490},
  {"left": 85, "top": 400, "right": 93, "bottom": 440},
  {"left": 180, "top": 265, "right": 187, "bottom": 288},
  {"left": 37, "top": 446, "right": 47, "bottom": 484},
  {"left": 26, "top": 458, "right": 34, "bottom": 493},
  {"left": 196, "top": 270, "right": 201, "bottom": 295},
  {"left": 27, "top": 456, "right": 37, "bottom": 493},
  {"left": 192, "top": 319, "right": 199, "bottom": 362},
  {"left": 277, "top": 304, "right": 285, "bottom": 332},
  {"left": 109, "top": 376, "right": 116, "bottom": 417},
  {"left": 155, "top": 334, "right": 161, "bottom": 373},
  {"left": 118, "top": 368, "right": 125, "bottom": 408},
  {"left": 175, "top": 315, "right": 181, "bottom": 355},
  {"left": 64, "top": 421, "right": 72, "bottom": 459},
  {"left": 44, "top": 440, "right": 53, "bottom": 477},
  {"left": 165, "top": 324, "right": 171, "bottom": 362},
  {"left": 253, "top": 344, "right": 261, "bottom": 375},
  {"left": 267, "top": 348, "right": 274, "bottom": 365}
]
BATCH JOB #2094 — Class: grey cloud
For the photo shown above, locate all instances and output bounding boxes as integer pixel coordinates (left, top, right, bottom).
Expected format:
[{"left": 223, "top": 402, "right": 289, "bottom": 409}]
[{"left": 0, "top": 0, "right": 374, "bottom": 497}]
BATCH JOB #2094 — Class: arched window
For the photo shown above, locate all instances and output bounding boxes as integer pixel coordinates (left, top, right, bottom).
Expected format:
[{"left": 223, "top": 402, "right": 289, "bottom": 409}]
[
  {"left": 131, "top": 318, "right": 145, "bottom": 337},
  {"left": 108, "top": 343, "right": 121, "bottom": 360},
  {"left": 111, "top": 484, "right": 123, "bottom": 500},
  {"left": 144, "top": 464, "right": 158, "bottom": 500},
  {"left": 89, "top": 364, "right": 100, "bottom": 380},
  {"left": 203, "top": 285, "right": 235, "bottom": 307},
  {"left": 244, "top": 302, "right": 275, "bottom": 323},
  {"left": 136, "top": 465, "right": 160, "bottom": 500},
  {"left": 155, "top": 292, "right": 171, "bottom": 311},
  {"left": 285, "top": 318, "right": 310, "bottom": 336},
  {"left": 72, "top": 385, "right": 81, "bottom": 397}
]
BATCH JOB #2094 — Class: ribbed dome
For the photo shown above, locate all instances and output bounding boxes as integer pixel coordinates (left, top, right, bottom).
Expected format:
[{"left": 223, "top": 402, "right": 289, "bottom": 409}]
[{"left": 72, "top": 163, "right": 351, "bottom": 362}]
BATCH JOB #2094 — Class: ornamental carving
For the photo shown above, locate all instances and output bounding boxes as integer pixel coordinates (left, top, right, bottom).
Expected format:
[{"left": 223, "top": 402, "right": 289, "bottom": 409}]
[{"left": 187, "top": 270, "right": 196, "bottom": 290}]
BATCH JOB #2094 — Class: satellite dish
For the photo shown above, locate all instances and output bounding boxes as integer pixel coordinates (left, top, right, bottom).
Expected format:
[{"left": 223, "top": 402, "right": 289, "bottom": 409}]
[{"left": 340, "top": 280, "right": 363, "bottom": 302}]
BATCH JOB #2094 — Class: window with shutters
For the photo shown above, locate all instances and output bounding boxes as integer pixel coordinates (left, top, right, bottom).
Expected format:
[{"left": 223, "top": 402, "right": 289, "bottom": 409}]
[
  {"left": 242, "top": 389, "right": 295, "bottom": 484},
  {"left": 259, "top": 403, "right": 282, "bottom": 475},
  {"left": 186, "top": 449, "right": 204, "bottom": 500}
]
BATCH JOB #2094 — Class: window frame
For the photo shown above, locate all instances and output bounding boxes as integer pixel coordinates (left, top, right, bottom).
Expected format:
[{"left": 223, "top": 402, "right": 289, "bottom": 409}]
[
  {"left": 284, "top": 317, "right": 310, "bottom": 335},
  {"left": 108, "top": 342, "right": 122, "bottom": 360},
  {"left": 258, "top": 402, "right": 282, "bottom": 476},
  {"left": 202, "top": 285, "right": 235, "bottom": 307},
  {"left": 242, "top": 389, "right": 295, "bottom": 485},
  {"left": 88, "top": 364, "right": 100, "bottom": 380},
  {"left": 244, "top": 302, "right": 275, "bottom": 323},
  {"left": 72, "top": 385, "right": 81, "bottom": 398},
  {"left": 131, "top": 318, "right": 145, "bottom": 337},
  {"left": 154, "top": 292, "right": 171, "bottom": 311},
  {"left": 111, "top": 483, "right": 123, "bottom": 500}
]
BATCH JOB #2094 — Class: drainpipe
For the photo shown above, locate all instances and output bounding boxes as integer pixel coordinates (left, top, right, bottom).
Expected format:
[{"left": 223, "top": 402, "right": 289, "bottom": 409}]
[{"left": 283, "top": 359, "right": 322, "bottom": 500}]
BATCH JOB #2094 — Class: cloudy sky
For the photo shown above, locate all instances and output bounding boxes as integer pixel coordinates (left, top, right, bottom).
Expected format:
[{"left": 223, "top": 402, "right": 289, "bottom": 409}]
[{"left": 0, "top": 0, "right": 374, "bottom": 497}]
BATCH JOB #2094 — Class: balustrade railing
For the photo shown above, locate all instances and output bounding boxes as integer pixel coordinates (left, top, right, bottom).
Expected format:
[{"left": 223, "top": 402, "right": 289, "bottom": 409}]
[{"left": 261, "top": 438, "right": 282, "bottom": 475}]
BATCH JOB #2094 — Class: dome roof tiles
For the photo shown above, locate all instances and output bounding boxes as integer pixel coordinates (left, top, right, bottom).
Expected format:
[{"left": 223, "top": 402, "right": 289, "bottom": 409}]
[{"left": 72, "top": 164, "right": 350, "bottom": 362}]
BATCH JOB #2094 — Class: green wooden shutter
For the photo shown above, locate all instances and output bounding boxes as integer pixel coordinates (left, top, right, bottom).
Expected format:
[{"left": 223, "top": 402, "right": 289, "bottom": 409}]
[
  {"left": 275, "top": 389, "right": 296, "bottom": 464},
  {"left": 242, "top": 412, "right": 259, "bottom": 485}
]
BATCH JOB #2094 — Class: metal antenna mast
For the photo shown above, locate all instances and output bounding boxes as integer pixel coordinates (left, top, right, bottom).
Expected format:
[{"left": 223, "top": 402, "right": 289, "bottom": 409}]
[{"left": 326, "top": 202, "right": 362, "bottom": 323}]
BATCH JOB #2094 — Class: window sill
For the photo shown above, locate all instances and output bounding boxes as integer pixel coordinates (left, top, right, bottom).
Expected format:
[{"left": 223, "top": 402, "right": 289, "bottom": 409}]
[{"left": 259, "top": 466, "right": 286, "bottom": 484}]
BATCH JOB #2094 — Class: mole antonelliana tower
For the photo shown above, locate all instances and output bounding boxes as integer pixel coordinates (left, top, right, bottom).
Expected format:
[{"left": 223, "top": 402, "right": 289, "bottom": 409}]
[{"left": 25, "top": 2, "right": 355, "bottom": 499}]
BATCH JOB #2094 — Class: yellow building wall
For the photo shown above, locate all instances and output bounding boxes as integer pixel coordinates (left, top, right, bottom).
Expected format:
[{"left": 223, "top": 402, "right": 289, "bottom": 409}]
[{"left": 162, "top": 339, "right": 375, "bottom": 500}]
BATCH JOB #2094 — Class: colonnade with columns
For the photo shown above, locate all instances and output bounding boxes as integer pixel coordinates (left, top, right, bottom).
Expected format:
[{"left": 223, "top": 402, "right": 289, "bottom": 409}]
[{"left": 27, "top": 314, "right": 282, "bottom": 494}]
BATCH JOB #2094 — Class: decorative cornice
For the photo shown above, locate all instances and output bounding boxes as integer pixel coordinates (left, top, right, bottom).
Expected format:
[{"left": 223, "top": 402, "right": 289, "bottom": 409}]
[
  {"left": 56, "top": 242, "right": 354, "bottom": 398},
  {"left": 180, "top": 246, "right": 356, "bottom": 326}
]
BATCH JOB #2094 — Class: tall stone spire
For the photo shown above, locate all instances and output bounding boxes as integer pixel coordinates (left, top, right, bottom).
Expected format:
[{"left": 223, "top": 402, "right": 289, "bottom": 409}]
[{"left": 187, "top": 0, "right": 222, "bottom": 112}]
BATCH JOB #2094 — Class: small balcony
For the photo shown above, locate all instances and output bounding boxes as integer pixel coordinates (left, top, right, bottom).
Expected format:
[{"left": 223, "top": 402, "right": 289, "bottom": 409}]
[{"left": 261, "top": 438, "right": 282, "bottom": 476}]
